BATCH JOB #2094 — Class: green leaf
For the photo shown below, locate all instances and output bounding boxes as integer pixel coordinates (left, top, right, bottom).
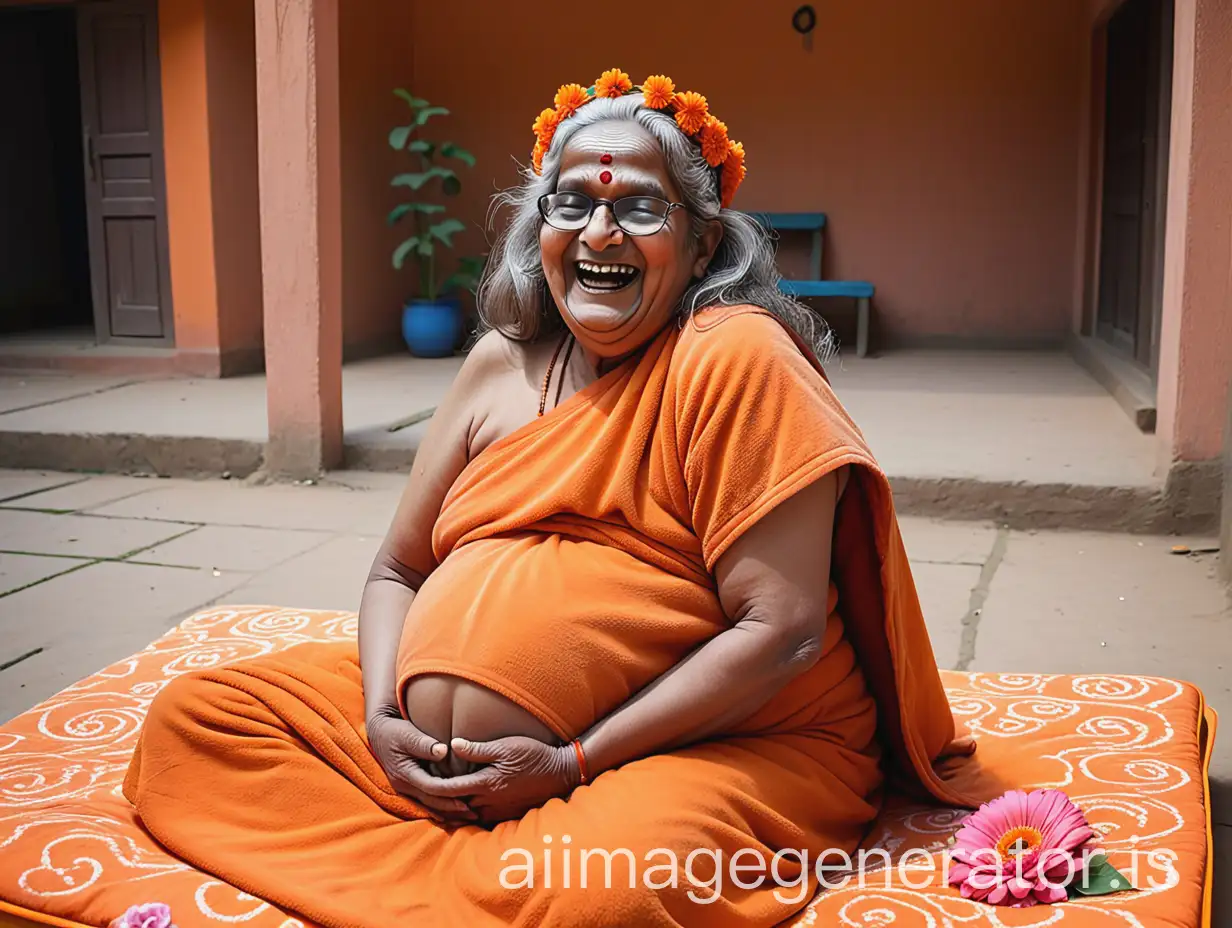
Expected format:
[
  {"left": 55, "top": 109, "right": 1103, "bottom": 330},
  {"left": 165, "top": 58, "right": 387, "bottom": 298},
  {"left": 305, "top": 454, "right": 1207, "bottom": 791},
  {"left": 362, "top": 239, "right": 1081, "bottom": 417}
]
[
  {"left": 1069, "top": 855, "right": 1137, "bottom": 897},
  {"left": 442, "top": 175, "right": 462, "bottom": 196},
  {"left": 428, "top": 218, "right": 466, "bottom": 247},
  {"left": 408, "top": 139, "right": 435, "bottom": 155},
  {"left": 414, "top": 106, "right": 450, "bottom": 127},
  {"left": 443, "top": 255, "right": 486, "bottom": 293},
  {"left": 439, "top": 143, "right": 476, "bottom": 168},
  {"left": 388, "top": 125, "right": 413, "bottom": 151},
  {"left": 394, "top": 89, "right": 429, "bottom": 109},
  {"left": 391, "top": 166, "right": 458, "bottom": 191},
  {"left": 387, "top": 202, "right": 446, "bottom": 225},
  {"left": 393, "top": 236, "right": 422, "bottom": 270}
]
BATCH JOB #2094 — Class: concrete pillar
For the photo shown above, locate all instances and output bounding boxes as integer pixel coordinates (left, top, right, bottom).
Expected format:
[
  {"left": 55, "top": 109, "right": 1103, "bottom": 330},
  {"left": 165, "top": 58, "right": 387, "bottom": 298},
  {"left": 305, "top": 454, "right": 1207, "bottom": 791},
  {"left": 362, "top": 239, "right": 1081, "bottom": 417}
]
[
  {"left": 1154, "top": 0, "right": 1232, "bottom": 475},
  {"left": 254, "top": 0, "right": 343, "bottom": 478}
]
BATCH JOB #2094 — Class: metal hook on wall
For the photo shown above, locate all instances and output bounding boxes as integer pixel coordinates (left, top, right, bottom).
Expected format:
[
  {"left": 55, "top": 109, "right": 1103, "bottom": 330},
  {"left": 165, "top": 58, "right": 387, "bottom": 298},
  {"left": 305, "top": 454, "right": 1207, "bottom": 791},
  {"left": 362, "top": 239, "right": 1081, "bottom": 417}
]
[{"left": 792, "top": 4, "right": 817, "bottom": 52}]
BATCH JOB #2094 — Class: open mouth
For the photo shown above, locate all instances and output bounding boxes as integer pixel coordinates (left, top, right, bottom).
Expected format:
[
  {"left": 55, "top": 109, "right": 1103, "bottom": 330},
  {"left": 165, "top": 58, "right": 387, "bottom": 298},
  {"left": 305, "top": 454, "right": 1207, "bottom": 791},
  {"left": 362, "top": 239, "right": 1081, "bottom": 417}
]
[{"left": 574, "top": 261, "right": 641, "bottom": 292}]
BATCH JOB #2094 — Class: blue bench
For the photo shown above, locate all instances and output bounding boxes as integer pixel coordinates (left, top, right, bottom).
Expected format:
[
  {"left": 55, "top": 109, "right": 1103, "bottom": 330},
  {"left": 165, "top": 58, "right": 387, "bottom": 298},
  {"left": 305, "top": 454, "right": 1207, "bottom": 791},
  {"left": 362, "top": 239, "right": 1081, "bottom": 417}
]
[{"left": 748, "top": 212, "right": 874, "bottom": 357}]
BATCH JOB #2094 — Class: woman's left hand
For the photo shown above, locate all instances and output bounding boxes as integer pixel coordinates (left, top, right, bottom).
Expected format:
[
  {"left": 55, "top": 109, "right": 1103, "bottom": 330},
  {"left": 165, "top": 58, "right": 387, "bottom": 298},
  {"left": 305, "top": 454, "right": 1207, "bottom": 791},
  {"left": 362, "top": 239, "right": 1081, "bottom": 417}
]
[{"left": 433, "top": 736, "right": 580, "bottom": 823}]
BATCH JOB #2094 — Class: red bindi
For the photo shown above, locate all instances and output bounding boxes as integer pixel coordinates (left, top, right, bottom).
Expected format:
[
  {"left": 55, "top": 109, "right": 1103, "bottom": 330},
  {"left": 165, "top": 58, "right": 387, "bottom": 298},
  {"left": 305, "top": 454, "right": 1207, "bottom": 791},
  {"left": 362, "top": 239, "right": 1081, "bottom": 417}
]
[
  {"left": 599, "top": 170, "right": 613, "bottom": 184},
  {"left": 599, "top": 153, "right": 613, "bottom": 164}
]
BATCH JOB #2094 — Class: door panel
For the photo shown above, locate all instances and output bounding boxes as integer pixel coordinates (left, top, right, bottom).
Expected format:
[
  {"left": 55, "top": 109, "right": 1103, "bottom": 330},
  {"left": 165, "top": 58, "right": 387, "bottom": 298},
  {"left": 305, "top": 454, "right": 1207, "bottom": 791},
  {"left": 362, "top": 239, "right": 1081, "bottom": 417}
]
[
  {"left": 103, "top": 217, "right": 164, "bottom": 336},
  {"left": 78, "top": 0, "right": 173, "bottom": 343}
]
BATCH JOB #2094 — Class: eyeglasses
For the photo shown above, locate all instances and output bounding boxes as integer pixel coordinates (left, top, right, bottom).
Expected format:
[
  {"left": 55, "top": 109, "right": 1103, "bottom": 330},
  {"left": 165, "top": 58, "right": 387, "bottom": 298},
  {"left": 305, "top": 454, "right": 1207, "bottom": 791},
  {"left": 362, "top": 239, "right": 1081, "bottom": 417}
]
[{"left": 538, "top": 192, "right": 687, "bottom": 236}]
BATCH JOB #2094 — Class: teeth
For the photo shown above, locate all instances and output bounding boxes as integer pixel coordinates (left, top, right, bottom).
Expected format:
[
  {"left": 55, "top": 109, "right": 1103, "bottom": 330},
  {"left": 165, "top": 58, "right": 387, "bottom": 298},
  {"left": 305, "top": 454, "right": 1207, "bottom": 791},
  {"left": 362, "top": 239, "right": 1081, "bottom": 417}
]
[{"left": 577, "top": 261, "right": 637, "bottom": 275}]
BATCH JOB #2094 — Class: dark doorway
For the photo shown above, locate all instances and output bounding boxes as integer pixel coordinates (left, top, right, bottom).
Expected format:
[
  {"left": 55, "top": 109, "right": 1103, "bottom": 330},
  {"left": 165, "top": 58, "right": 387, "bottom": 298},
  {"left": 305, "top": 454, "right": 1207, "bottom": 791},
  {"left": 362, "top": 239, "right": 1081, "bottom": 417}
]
[
  {"left": 1095, "top": 0, "right": 1173, "bottom": 374},
  {"left": 0, "top": 0, "right": 174, "bottom": 348},
  {"left": 78, "top": 0, "right": 175, "bottom": 343},
  {"left": 0, "top": 7, "right": 93, "bottom": 338}
]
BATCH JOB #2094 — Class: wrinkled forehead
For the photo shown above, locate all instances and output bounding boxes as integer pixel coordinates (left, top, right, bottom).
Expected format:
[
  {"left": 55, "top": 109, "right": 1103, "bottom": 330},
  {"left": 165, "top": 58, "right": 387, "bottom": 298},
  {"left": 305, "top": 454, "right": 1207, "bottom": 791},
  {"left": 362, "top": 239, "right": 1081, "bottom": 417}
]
[{"left": 556, "top": 121, "right": 680, "bottom": 200}]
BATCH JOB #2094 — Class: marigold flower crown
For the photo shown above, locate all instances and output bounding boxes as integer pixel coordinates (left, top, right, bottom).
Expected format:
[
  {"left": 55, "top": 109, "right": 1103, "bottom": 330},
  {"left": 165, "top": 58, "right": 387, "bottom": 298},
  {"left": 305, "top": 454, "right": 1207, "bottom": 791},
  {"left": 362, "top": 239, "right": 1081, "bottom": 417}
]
[{"left": 530, "top": 68, "right": 747, "bottom": 209}]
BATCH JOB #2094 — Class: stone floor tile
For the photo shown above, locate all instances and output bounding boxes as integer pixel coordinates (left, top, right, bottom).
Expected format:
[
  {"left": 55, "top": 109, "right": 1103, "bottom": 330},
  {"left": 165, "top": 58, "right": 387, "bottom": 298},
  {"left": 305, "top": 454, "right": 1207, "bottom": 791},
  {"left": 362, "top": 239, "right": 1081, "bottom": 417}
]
[
  {"left": 0, "top": 560, "right": 246, "bottom": 676},
  {"left": 222, "top": 535, "right": 381, "bottom": 613},
  {"left": 900, "top": 518, "right": 998, "bottom": 565},
  {"left": 0, "top": 553, "right": 84, "bottom": 595},
  {"left": 137, "top": 525, "right": 332, "bottom": 572},
  {"left": 6, "top": 475, "right": 166, "bottom": 512},
  {"left": 0, "top": 511, "right": 196, "bottom": 559},
  {"left": 0, "top": 471, "right": 82, "bottom": 504}
]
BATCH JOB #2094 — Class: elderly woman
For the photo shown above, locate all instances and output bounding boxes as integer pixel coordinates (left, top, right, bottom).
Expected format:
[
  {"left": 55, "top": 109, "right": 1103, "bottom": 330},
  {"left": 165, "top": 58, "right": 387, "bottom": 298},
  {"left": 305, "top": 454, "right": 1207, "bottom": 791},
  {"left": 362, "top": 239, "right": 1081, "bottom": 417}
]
[{"left": 125, "top": 70, "right": 974, "bottom": 927}]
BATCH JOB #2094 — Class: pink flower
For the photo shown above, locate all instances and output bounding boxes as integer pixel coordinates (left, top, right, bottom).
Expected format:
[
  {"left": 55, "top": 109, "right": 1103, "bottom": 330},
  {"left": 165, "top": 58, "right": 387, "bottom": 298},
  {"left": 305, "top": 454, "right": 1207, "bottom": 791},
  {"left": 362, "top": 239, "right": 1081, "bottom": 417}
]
[
  {"left": 948, "top": 789, "right": 1096, "bottom": 907},
  {"left": 108, "top": 903, "right": 175, "bottom": 928}
]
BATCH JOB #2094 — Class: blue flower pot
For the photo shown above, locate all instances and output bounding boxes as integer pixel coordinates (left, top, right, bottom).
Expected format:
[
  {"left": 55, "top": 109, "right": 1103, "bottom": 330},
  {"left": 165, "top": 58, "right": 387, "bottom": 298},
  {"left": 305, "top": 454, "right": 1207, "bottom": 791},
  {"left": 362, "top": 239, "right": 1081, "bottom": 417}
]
[{"left": 401, "top": 298, "right": 462, "bottom": 358}]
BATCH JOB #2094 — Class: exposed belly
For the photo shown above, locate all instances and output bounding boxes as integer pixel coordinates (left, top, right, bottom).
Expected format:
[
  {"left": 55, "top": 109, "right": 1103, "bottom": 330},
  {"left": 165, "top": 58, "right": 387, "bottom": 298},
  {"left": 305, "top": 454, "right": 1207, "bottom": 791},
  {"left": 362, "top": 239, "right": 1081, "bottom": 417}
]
[{"left": 403, "top": 673, "right": 558, "bottom": 777}]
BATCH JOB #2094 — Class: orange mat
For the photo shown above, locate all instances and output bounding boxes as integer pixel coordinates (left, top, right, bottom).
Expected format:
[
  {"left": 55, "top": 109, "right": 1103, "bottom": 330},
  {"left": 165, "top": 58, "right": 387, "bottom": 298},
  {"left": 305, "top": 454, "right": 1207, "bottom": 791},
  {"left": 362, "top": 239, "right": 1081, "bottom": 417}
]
[{"left": 0, "top": 606, "right": 1214, "bottom": 928}]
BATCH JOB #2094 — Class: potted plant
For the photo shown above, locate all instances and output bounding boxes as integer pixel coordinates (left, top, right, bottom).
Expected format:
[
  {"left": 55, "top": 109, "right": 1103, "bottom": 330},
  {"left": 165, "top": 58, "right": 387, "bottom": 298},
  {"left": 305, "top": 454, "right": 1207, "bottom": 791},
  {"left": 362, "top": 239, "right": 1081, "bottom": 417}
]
[{"left": 388, "top": 90, "right": 485, "bottom": 357}]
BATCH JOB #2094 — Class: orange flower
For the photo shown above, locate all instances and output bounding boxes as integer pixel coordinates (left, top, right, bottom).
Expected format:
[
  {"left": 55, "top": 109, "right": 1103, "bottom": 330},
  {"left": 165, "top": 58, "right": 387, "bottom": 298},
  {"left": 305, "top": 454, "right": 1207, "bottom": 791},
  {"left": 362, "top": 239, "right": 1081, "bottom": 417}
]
[
  {"left": 699, "top": 117, "right": 730, "bottom": 167},
  {"left": 641, "top": 74, "right": 675, "bottom": 109},
  {"left": 673, "top": 91, "right": 709, "bottom": 135},
  {"left": 532, "top": 107, "right": 560, "bottom": 144},
  {"left": 595, "top": 68, "right": 633, "bottom": 99},
  {"left": 720, "top": 141, "right": 746, "bottom": 207},
  {"left": 531, "top": 140, "right": 547, "bottom": 175},
  {"left": 553, "top": 83, "right": 589, "bottom": 116}
]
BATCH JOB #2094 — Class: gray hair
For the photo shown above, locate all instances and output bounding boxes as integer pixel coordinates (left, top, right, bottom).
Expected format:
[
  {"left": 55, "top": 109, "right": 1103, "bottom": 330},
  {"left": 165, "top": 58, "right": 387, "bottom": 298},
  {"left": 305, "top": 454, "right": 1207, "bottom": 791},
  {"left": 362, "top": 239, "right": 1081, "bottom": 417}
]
[{"left": 474, "top": 95, "right": 833, "bottom": 361}]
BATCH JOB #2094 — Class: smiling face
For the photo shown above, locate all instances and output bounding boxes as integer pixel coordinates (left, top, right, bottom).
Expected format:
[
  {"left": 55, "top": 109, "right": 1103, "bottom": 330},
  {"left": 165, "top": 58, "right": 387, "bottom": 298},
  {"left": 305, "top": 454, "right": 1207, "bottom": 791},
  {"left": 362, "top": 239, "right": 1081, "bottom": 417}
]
[{"left": 539, "top": 120, "right": 720, "bottom": 359}]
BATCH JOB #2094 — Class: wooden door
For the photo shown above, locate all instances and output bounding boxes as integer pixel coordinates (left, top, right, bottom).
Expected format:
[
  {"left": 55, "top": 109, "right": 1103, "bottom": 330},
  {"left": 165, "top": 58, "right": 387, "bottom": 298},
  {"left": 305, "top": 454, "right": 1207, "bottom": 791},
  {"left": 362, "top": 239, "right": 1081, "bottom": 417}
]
[
  {"left": 1096, "top": 0, "right": 1171, "bottom": 371},
  {"left": 77, "top": 0, "right": 174, "bottom": 343}
]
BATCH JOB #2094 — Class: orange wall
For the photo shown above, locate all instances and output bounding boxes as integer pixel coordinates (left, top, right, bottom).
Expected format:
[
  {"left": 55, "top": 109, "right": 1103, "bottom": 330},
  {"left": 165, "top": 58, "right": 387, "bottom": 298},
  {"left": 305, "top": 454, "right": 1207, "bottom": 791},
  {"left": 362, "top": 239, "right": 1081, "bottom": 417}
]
[
  {"left": 159, "top": 0, "right": 218, "bottom": 354},
  {"left": 205, "top": 0, "right": 263, "bottom": 366},
  {"left": 159, "top": 0, "right": 417, "bottom": 370},
  {"left": 338, "top": 0, "right": 415, "bottom": 354},
  {"left": 406, "top": 0, "right": 1088, "bottom": 344},
  {"left": 158, "top": 0, "right": 262, "bottom": 372}
]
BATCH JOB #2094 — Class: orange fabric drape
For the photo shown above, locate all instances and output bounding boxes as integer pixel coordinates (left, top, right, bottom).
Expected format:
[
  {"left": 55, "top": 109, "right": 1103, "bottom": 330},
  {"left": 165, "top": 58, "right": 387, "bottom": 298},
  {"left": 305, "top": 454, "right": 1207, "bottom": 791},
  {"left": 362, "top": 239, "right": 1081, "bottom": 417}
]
[{"left": 124, "top": 306, "right": 987, "bottom": 927}]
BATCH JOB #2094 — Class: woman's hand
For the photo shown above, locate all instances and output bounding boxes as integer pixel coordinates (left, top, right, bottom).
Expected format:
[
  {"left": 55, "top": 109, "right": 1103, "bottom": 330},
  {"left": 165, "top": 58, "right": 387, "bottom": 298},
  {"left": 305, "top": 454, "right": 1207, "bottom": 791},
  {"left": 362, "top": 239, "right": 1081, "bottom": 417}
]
[
  {"left": 365, "top": 705, "right": 477, "bottom": 822},
  {"left": 427, "top": 736, "right": 580, "bottom": 823}
]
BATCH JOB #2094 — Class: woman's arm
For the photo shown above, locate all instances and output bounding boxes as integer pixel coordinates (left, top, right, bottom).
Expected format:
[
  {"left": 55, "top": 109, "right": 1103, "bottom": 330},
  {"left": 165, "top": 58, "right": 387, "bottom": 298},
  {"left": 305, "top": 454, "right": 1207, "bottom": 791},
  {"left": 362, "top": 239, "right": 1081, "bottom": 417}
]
[
  {"left": 441, "top": 468, "right": 845, "bottom": 812},
  {"left": 359, "top": 333, "right": 504, "bottom": 816},
  {"left": 576, "top": 468, "right": 844, "bottom": 775}
]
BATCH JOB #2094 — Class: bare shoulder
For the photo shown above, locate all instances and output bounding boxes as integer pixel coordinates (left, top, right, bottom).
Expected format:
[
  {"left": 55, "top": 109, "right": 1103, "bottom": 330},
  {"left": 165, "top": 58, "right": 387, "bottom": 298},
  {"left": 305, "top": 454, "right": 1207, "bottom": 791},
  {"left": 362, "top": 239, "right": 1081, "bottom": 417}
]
[
  {"left": 440, "top": 329, "right": 552, "bottom": 460},
  {"left": 441, "top": 330, "right": 535, "bottom": 407},
  {"left": 452, "top": 329, "right": 519, "bottom": 386}
]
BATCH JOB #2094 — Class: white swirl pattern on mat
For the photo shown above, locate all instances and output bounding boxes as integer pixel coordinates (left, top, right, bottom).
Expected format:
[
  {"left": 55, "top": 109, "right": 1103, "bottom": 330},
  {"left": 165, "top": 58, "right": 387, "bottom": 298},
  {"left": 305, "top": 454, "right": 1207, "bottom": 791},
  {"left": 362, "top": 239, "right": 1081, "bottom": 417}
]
[
  {"left": 792, "top": 672, "right": 1202, "bottom": 927},
  {"left": 194, "top": 881, "right": 272, "bottom": 922},
  {"left": 0, "top": 611, "right": 1205, "bottom": 928}
]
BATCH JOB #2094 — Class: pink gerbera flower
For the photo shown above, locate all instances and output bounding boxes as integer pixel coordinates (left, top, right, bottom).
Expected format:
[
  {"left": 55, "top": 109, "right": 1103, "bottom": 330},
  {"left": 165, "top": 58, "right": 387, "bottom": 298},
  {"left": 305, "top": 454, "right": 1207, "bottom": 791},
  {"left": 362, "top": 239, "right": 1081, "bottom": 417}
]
[{"left": 948, "top": 789, "right": 1096, "bottom": 906}]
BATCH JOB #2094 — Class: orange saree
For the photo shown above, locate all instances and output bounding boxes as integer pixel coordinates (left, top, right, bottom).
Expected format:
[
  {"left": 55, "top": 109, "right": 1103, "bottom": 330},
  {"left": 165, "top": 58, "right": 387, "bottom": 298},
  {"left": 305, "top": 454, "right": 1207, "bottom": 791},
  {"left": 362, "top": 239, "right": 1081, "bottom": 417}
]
[{"left": 122, "top": 306, "right": 984, "bottom": 927}]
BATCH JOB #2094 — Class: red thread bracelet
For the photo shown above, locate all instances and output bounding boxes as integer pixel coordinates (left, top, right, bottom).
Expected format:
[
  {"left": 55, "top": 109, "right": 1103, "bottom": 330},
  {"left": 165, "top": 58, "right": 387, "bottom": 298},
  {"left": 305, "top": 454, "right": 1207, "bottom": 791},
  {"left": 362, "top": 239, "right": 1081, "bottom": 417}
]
[{"left": 571, "top": 740, "right": 589, "bottom": 785}]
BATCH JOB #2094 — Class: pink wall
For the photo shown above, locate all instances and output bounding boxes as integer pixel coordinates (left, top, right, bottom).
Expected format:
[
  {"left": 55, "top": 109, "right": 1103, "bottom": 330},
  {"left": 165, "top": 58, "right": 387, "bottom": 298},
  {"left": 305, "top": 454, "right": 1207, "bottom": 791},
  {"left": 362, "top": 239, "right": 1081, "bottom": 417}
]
[
  {"left": 406, "top": 0, "right": 1088, "bottom": 344},
  {"left": 338, "top": 0, "right": 415, "bottom": 355},
  {"left": 1153, "top": 0, "right": 1232, "bottom": 465}
]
